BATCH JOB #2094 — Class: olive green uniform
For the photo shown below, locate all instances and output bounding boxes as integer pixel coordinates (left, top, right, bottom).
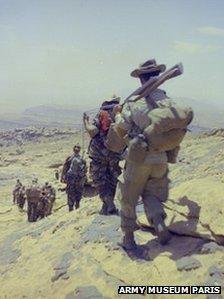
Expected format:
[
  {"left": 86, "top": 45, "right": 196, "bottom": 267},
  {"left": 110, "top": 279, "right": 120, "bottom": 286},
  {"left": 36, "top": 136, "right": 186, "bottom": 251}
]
[
  {"left": 26, "top": 182, "right": 42, "bottom": 222},
  {"left": 115, "top": 90, "right": 171, "bottom": 235}
]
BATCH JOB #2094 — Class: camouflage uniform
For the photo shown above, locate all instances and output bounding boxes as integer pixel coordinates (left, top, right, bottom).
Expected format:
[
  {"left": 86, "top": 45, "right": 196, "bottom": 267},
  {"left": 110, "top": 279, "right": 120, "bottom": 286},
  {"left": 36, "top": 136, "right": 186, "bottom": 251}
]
[
  {"left": 65, "top": 153, "right": 87, "bottom": 211},
  {"left": 44, "top": 184, "right": 56, "bottom": 216},
  {"left": 26, "top": 180, "right": 42, "bottom": 222},
  {"left": 84, "top": 96, "right": 122, "bottom": 215},
  {"left": 89, "top": 130, "right": 121, "bottom": 214},
  {"left": 38, "top": 183, "right": 56, "bottom": 218}
]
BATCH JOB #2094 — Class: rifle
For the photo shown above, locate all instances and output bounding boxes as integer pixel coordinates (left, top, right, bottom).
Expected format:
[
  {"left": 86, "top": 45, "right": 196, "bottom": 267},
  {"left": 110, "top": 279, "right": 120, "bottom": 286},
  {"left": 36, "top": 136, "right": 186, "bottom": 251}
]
[{"left": 123, "top": 62, "right": 184, "bottom": 106}]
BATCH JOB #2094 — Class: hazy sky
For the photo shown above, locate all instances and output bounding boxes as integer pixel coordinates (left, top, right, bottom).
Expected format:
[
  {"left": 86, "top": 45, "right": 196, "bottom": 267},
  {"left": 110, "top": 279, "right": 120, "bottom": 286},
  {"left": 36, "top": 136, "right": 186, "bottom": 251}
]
[{"left": 1, "top": 0, "right": 224, "bottom": 112}]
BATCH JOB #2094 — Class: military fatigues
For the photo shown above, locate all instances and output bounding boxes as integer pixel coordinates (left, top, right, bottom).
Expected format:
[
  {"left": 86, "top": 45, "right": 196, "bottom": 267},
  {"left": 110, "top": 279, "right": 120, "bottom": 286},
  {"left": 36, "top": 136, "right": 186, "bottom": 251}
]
[
  {"left": 116, "top": 90, "right": 171, "bottom": 237},
  {"left": 16, "top": 188, "right": 26, "bottom": 210},
  {"left": 65, "top": 154, "right": 87, "bottom": 211},
  {"left": 44, "top": 185, "right": 56, "bottom": 216},
  {"left": 13, "top": 181, "right": 22, "bottom": 204},
  {"left": 26, "top": 183, "right": 42, "bottom": 222},
  {"left": 89, "top": 125, "right": 121, "bottom": 214},
  {"left": 38, "top": 185, "right": 56, "bottom": 218}
]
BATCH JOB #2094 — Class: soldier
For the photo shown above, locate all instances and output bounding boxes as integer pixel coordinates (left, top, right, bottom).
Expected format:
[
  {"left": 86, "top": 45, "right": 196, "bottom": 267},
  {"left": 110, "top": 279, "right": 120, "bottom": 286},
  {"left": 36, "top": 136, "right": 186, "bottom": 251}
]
[
  {"left": 61, "top": 146, "right": 78, "bottom": 183},
  {"left": 55, "top": 170, "right": 59, "bottom": 180},
  {"left": 83, "top": 95, "right": 122, "bottom": 215},
  {"left": 63, "top": 144, "right": 87, "bottom": 211},
  {"left": 12, "top": 179, "right": 22, "bottom": 204},
  {"left": 26, "top": 178, "right": 42, "bottom": 222},
  {"left": 41, "top": 182, "right": 56, "bottom": 216},
  {"left": 114, "top": 59, "right": 193, "bottom": 251},
  {"left": 16, "top": 186, "right": 26, "bottom": 210}
]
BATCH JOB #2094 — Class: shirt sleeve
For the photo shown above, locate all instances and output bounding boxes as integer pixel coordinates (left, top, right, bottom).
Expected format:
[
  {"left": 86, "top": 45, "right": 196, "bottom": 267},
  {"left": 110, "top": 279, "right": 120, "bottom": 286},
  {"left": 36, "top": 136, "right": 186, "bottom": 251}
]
[{"left": 115, "top": 103, "right": 132, "bottom": 131}]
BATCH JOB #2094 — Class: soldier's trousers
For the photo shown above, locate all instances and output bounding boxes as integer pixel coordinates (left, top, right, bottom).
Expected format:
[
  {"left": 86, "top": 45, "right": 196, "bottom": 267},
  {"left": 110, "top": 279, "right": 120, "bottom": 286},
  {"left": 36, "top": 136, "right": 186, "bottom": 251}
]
[
  {"left": 45, "top": 200, "right": 54, "bottom": 216},
  {"left": 17, "top": 198, "right": 25, "bottom": 209},
  {"left": 27, "top": 201, "right": 38, "bottom": 222},
  {"left": 66, "top": 183, "right": 84, "bottom": 210},
  {"left": 117, "top": 161, "right": 169, "bottom": 233},
  {"left": 90, "top": 158, "right": 121, "bottom": 210}
]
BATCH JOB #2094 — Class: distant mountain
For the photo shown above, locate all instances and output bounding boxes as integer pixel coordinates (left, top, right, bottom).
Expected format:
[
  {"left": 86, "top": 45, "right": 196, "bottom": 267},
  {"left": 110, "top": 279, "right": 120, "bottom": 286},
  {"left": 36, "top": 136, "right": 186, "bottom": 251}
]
[
  {"left": 0, "top": 99, "right": 223, "bottom": 130},
  {"left": 0, "top": 104, "right": 95, "bottom": 130},
  {"left": 174, "top": 97, "right": 224, "bottom": 129},
  {"left": 22, "top": 105, "right": 90, "bottom": 125}
]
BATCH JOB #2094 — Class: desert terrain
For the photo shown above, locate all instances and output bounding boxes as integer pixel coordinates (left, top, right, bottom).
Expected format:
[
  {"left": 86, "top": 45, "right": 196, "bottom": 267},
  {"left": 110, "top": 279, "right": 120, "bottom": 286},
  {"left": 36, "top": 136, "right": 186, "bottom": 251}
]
[{"left": 0, "top": 126, "right": 224, "bottom": 299}]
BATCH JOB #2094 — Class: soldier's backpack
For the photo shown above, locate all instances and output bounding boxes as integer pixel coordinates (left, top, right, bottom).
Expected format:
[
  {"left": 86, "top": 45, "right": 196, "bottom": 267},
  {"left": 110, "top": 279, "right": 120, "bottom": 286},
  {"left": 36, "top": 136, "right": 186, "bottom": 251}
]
[
  {"left": 61, "top": 155, "right": 74, "bottom": 181},
  {"left": 143, "top": 104, "right": 193, "bottom": 152},
  {"left": 26, "top": 185, "right": 41, "bottom": 203}
]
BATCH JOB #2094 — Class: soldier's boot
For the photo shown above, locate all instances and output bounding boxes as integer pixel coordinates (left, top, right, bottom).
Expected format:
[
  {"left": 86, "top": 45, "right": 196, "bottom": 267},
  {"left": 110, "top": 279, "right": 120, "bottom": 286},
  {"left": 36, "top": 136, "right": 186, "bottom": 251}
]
[
  {"left": 29, "top": 208, "right": 34, "bottom": 222},
  {"left": 153, "top": 215, "right": 171, "bottom": 245},
  {"left": 27, "top": 213, "right": 31, "bottom": 222},
  {"left": 69, "top": 205, "right": 74, "bottom": 212},
  {"left": 75, "top": 201, "right": 80, "bottom": 209},
  {"left": 33, "top": 208, "right": 38, "bottom": 222},
  {"left": 104, "top": 197, "right": 118, "bottom": 215},
  {"left": 118, "top": 231, "right": 137, "bottom": 250},
  {"left": 99, "top": 202, "right": 108, "bottom": 215},
  {"left": 18, "top": 201, "right": 22, "bottom": 211}
]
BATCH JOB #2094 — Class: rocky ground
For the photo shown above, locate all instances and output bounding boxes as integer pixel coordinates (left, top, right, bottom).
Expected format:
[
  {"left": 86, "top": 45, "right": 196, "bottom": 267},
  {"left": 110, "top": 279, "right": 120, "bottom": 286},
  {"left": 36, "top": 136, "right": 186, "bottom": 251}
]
[{"left": 0, "top": 128, "right": 224, "bottom": 299}]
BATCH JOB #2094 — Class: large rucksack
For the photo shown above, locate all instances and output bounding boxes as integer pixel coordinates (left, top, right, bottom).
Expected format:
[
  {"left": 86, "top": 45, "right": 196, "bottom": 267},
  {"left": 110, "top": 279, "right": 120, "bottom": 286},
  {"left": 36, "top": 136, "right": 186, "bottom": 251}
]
[
  {"left": 26, "top": 185, "right": 42, "bottom": 203},
  {"left": 143, "top": 104, "right": 193, "bottom": 152},
  {"left": 61, "top": 155, "right": 74, "bottom": 181}
]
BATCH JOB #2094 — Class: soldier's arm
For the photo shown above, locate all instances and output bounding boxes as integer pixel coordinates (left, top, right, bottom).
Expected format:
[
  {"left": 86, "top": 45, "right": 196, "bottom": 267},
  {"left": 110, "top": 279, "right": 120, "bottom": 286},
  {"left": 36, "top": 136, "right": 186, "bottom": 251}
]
[
  {"left": 166, "top": 146, "right": 180, "bottom": 164},
  {"left": 82, "top": 159, "right": 87, "bottom": 175},
  {"left": 114, "top": 104, "right": 132, "bottom": 144},
  {"left": 51, "top": 188, "right": 56, "bottom": 200},
  {"left": 61, "top": 157, "right": 70, "bottom": 182},
  {"left": 83, "top": 113, "right": 99, "bottom": 138},
  {"left": 13, "top": 191, "right": 16, "bottom": 204}
]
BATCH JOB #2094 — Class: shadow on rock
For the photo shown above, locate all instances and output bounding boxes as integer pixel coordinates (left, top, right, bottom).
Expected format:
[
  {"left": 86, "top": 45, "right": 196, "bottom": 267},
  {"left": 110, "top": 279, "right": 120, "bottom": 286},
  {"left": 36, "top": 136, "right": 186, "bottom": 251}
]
[{"left": 127, "top": 196, "right": 206, "bottom": 262}]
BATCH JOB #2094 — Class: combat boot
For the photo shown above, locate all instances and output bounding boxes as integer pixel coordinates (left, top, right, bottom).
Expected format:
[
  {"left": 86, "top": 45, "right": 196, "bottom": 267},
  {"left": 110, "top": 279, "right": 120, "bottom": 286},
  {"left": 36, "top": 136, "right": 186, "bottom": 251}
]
[
  {"left": 75, "top": 201, "right": 80, "bottom": 209},
  {"left": 69, "top": 205, "right": 74, "bottom": 212},
  {"left": 99, "top": 202, "right": 108, "bottom": 215},
  {"left": 118, "top": 231, "right": 137, "bottom": 250},
  {"left": 104, "top": 197, "right": 118, "bottom": 215},
  {"left": 153, "top": 215, "right": 171, "bottom": 245}
]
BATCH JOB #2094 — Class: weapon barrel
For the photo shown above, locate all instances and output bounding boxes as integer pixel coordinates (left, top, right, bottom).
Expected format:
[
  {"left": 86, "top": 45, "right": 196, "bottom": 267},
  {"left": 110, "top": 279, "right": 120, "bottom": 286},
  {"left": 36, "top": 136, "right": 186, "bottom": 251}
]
[{"left": 124, "top": 63, "right": 183, "bottom": 105}]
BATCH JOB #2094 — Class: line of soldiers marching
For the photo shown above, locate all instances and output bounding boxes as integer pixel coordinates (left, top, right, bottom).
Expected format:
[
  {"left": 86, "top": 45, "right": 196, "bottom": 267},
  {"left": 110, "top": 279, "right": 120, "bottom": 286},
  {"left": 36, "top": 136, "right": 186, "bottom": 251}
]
[
  {"left": 12, "top": 58, "right": 193, "bottom": 257},
  {"left": 13, "top": 178, "right": 56, "bottom": 222}
]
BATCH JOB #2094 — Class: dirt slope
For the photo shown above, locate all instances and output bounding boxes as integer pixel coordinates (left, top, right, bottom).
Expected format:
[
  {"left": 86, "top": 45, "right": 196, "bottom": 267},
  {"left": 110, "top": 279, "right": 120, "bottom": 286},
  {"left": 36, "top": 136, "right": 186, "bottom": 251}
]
[{"left": 0, "top": 130, "right": 224, "bottom": 299}]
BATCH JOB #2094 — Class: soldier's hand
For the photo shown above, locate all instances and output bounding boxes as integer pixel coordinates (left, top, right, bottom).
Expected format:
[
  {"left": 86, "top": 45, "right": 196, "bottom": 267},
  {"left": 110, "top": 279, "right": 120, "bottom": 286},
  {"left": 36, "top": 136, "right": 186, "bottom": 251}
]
[
  {"left": 113, "top": 104, "right": 122, "bottom": 115},
  {"left": 83, "top": 113, "right": 89, "bottom": 122}
]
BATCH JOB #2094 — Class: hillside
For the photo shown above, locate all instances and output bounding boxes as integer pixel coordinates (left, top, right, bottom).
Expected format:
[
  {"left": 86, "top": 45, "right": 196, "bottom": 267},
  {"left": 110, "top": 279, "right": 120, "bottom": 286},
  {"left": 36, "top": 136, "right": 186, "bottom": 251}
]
[
  {"left": 1, "top": 98, "right": 224, "bottom": 131},
  {"left": 0, "top": 128, "right": 224, "bottom": 298}
]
